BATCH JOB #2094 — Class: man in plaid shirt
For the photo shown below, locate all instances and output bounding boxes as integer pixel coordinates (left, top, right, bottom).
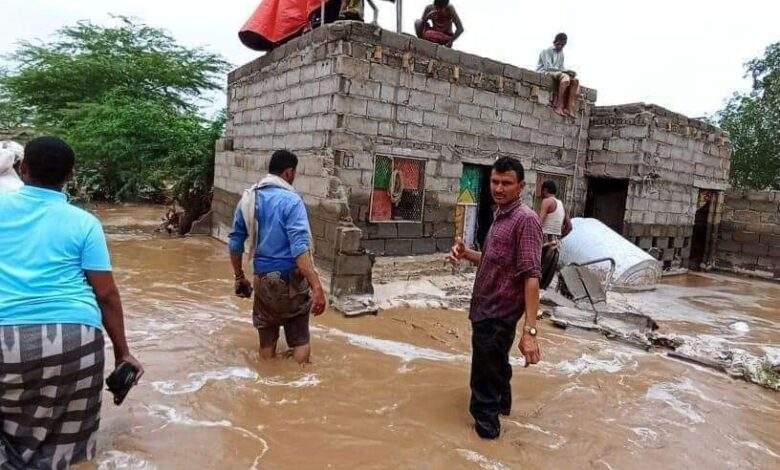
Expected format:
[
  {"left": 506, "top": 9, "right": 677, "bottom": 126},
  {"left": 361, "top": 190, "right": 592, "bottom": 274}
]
[{"left": 450, "top": 156, "right": 543, "bottom": 439}]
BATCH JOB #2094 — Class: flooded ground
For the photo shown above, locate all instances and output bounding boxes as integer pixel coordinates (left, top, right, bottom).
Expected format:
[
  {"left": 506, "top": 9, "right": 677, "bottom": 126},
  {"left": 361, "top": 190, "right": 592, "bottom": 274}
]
[{"left": 83, "top": 205, "right": 778, "bottom": 469}]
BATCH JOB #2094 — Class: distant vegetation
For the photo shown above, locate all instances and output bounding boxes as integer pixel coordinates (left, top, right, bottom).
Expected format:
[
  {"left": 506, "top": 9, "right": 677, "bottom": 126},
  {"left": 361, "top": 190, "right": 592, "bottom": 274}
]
[
  {"left": 0, "top": 16, "right": 230, "bottom": 232},
  {"left": 717, "top": 42, "right": 780, "bottom": 190}
]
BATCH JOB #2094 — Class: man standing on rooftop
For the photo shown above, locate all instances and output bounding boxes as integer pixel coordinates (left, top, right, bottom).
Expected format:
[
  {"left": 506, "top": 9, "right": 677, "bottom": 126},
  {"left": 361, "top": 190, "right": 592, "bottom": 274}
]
[{"left": 449, "top": 157, "right": 543, "bottom": 439}]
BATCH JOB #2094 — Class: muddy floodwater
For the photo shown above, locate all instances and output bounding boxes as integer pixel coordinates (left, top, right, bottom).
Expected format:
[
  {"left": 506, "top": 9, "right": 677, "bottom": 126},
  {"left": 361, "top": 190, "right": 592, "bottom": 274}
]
[{"left": 81, "top": 205, "right": 778, "bottom": 469}]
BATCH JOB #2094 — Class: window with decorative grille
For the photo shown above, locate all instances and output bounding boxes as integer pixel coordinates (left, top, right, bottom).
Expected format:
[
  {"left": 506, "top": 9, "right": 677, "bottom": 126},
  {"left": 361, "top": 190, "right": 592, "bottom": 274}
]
[{"left": 369, "top": 155, "right": 426, "bottom": 223}]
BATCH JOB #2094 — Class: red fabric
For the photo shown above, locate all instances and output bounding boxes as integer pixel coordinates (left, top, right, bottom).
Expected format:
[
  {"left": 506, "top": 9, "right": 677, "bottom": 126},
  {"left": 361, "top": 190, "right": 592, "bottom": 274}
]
[
  {"left": 422, "top": 28, "right": 453, "bottom": 45},
  {"left": 239, "top": 0, "right": 326, "bottom": 50}
]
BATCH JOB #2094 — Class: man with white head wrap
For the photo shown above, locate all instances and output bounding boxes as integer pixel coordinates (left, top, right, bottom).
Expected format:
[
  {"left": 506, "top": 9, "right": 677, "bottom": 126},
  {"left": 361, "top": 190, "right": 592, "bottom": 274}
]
[{"left": 0, "top": 140, "right": 24, "bottom": 193}]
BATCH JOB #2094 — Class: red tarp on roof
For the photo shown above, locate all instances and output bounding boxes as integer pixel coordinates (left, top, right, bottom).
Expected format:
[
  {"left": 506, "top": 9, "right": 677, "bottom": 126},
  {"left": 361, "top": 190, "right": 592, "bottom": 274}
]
[{"left": 239, "top": 0, "right": 337, "bottom": 51}]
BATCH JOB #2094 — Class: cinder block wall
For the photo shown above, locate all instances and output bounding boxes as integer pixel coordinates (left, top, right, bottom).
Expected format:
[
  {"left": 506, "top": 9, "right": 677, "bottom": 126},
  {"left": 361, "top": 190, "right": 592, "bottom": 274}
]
[
  {"left": 212, "top": 23, "right": 374, "bottom": 296},
  {"left": 716, "top": 190, "right": 780, "bottom": 279},
  {"left": 326, "top": 22, "right": 597, "bottom": 255},
  {"left": 214, "top": 21, "right": 597, "bottom": 259},
  {"left": 587, "top": 104, "right": 731, "bottom": 269}
]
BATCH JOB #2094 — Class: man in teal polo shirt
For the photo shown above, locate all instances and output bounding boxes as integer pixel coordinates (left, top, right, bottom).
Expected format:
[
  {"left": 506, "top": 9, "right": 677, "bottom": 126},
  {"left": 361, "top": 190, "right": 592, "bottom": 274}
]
[{"left": 0, "top": 136, "right": 143, "bottom": 468}]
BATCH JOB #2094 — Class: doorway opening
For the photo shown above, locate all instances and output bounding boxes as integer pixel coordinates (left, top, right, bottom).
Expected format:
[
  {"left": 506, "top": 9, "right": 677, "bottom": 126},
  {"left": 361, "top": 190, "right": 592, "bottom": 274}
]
[
  {"left": 456, "top": 164, "right": 494, "bottom": 250},
  {"left": 584, "top": 178, "right": 629, "bottom": 234},
  {"left": 689, "top": 189, "right": 718, "bottom": 270}
]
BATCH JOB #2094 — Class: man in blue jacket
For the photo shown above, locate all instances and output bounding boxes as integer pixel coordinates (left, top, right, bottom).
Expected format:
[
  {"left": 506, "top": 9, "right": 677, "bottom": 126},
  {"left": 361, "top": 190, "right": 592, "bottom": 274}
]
[{"left": 228, "top": 150, "right": 326, "bottom": 364}]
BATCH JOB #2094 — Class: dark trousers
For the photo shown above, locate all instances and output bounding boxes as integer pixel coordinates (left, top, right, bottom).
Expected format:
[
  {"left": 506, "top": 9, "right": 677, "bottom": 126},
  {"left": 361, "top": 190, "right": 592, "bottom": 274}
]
[{"left": 469, "top": 317, "right": 518, "bottom": 437}]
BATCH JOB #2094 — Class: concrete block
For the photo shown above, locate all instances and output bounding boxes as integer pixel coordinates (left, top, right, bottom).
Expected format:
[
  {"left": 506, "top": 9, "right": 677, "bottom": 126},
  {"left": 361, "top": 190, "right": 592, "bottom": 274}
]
[
  {"left": 474, "top": 90, "right": 497, "bottom": 108},
  {"left": 589, "top": 139, "right": 605, "bottom": 151},
  {"left": 424, "top": 111, "right": 450, "bottom": 129},
  {"left": 436, "top": 237, "right": 455, "bottom": 253},
  {"left": 511, "top": 127, "right": 531, "bottom": 142},
  {"left": 409, "top": 91, "right": 436, "bottom": 111},
  {"left": 434, "top": 95, "right": 458, "bottom": 115},
  {"left": 481, "top": 107, "right": 501, "bottom": 121},
  {"left": 448, "top": 116, "right": 472, "bottom": 133},
  {"left": 521, "top": 115, "right": 540, "bottom": 130},
  {"left": 408, "top": 124, "right": 433, "bottom": 142},
  {"left": 398, "top": 223, "right": 424, "bottom": 238},
  {"left": 367, "top": 101, "right": 395, "bottom": 121},
  {"left": 345, "top": 116, "right": 379, "bottom": 135},
  {"left": 501, "top": 110, "right": 523, "bottom": 126},
  {"left": 385, "top": 239, "right": 413, "bottom": 255},
  {"left": 491, "top": 122, "right": 512, "bottom": 139},
  {"left": 607, "top": 139, "right": 635, "bottom": 152},
  {"left": 336, "top": 56, "right": 370, "bottom": 79},
  {"left": 333, "top": 95, "right": 368, "bottom": 115},
  {"left": 397, "top": 107, "right": 424, "bottom": 125},
  {"left": 743, "top": 243, "right": 769, "bottom": 256},
  {"left": 334, "top": 253, "right": 373, "bottom": 276},
  {"left": 451, "top": 85, "right": 475, "bottom": 103},
  {"left": 620, "top": 126, "right": 649, "bottom": 139},
  {"left": 427, "top": 78, "right": 452, "bottom": 96},
  {"left": 459, "top": 103, "right": 482, "bottom": 119},
  {"left": 412, "top": 238, "right": 437, "bottom": 254},
  {"left": 346, "top": 79, "right": 382, "bottom": 99},
  {"left": 370, "top": 63, "right": 401, "bottom": 86},
  {"left": 363, "top": 239, "right": 386, "bottom": 254}
]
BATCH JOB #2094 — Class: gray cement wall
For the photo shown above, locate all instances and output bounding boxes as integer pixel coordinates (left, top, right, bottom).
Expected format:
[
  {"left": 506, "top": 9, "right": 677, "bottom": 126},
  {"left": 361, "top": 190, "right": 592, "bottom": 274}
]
[
  {"left": 326, "top": 22, "right": 596, "bottom": 255},
  {"left": 212, "top": 21, "right": 598, "bottom": 296},
  {"left": 716, "top": 190, "right": 780, "bottom": 279},
  {"left": 587, "top": 104, "right": 731, "bottom": 269}
]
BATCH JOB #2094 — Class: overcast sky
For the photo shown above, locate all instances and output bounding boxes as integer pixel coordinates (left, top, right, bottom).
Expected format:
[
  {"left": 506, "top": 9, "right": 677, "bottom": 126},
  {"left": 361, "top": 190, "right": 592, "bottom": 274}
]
[{"left": 2, "top": 0, "right": 778, "bottom": 118}]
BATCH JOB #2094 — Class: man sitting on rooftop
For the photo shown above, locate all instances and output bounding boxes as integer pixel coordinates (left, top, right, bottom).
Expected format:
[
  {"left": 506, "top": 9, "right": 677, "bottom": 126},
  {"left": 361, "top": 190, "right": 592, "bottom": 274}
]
[
  {"left": 414, "top": 0, "right": 464, "bottom": 47},
  {"left": 537, "top": 33, "right": 580, "bottom": 117}
]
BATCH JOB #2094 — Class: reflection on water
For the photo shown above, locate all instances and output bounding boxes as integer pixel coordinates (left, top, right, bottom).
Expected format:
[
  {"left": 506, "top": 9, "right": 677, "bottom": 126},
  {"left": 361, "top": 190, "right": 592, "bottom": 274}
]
[{"left": 80, "top": 205, "right": 778, "bottom": 469}]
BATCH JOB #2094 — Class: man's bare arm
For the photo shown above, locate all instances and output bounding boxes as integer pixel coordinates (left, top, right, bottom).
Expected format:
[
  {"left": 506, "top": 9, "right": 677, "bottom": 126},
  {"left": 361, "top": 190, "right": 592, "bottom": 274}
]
[
  {"left": 538, "top": 198, "right": 552, "bottom": 227},
  {"left": 296, "top": 251, "right": 327, "bottom": 315},
  {"left": 562, "top": 213, "right": 573, "bottom": 237},
  {"left": 523, "top": 277, "right": 539, "bottom": 331},
  {"left": 451, "top": 6, "right": 464, "bottom": 40},
  {"left": 230, "top": 252, "right": 245, "bottom": 279},
  {"left": 85, "top": 271, "right": 144, "bottom": 378},
  {"left": 518, "top": 276, "right": 541, "bottom": 366}
]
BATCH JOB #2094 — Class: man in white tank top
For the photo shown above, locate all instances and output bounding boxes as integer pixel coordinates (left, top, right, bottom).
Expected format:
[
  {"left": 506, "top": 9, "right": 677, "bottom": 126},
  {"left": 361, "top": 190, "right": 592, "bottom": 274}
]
[
  {"left": 537, "top": 180, "right": 571, "bottom": 288},
  {"left": 538, "top": 180, "right": 571, "bottom": 240}
]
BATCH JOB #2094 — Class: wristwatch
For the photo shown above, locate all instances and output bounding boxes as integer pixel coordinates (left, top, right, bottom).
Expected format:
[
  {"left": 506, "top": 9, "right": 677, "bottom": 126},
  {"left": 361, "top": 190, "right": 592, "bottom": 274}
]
[{"left": 524, "top": 326, "right": 537, "bottom": 337}]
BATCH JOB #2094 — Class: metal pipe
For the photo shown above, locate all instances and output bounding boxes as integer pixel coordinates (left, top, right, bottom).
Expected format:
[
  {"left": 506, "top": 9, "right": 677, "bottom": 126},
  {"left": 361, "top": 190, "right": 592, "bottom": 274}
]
[
  {"left": 367, "top": 0, "right": 379, "bottom": 24},
  {"left": 396, "top": 0, "right": 403, "bottom": 33},
  {"left": 321, "top": 0, "right": 326, "bottom": 27}
]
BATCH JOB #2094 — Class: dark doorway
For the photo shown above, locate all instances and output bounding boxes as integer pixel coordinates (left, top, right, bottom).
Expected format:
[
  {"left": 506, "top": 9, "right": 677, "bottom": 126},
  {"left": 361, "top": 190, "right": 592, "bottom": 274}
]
[
  {"left": 689, "top": 189, "right": 716, "bottom": 270},
  {"left": 584, "top": 178, "right": 629, "bottom": 234},
  {"left": 475, "top": 167, "right": 494, "bottom": 249}
]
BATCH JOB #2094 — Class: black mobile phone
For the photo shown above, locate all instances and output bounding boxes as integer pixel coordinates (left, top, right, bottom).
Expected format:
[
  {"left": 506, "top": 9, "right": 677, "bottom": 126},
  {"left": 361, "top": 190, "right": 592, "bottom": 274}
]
[{"left": 106, "top": 361, "right": 138, "bottom": 405}]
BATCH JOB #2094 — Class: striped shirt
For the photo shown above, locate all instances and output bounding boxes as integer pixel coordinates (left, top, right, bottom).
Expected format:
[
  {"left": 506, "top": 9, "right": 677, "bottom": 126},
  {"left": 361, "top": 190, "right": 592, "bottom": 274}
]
[{"left": 469, "top": 200, "right": 543, "bottom": 322}]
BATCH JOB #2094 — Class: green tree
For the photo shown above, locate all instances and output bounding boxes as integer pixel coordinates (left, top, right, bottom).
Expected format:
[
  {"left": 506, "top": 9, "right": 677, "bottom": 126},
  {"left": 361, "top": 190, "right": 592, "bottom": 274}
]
[
  {"left": 0, "top": 16, "right": 230, "bottom": 229},
  {"left": 718, "top": 42, "right": 780, "bottom": 190}
]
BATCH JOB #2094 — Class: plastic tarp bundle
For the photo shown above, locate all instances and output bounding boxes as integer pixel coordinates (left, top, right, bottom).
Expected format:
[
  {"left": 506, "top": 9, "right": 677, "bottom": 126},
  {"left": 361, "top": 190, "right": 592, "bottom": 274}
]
[
  {"left": 559, "top": 218, "right": 661, "bottom": 292},
  {"left": 0, "top": 141, "right": 23, "bottom": 194},
  {"left": 239, "top": 0, "right": 341, "bottom": 51}
]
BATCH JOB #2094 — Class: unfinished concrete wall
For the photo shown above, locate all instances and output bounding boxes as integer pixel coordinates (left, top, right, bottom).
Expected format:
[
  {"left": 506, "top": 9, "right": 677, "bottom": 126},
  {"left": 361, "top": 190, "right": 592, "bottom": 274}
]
[
  {"left": 214, "top": 21, "right": 597, "bottom": 264},
  {"left": 212, "top": 23, "right": 373, "bottom": 296},
  {"left": 716, "top": 190, "right": 780, "bottom": 279},
  {"left": 587, "top": 104, "right": 731, "bottom": 269},
  {"left": 327, "top": 22, "right": 597, "bottom": 255}
]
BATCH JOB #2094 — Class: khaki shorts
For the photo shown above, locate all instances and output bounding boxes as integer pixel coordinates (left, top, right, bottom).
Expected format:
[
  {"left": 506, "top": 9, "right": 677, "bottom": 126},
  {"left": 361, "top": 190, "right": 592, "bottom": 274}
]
[{"left": 253, "top": 270, "right": 312, "bottom": 348}]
